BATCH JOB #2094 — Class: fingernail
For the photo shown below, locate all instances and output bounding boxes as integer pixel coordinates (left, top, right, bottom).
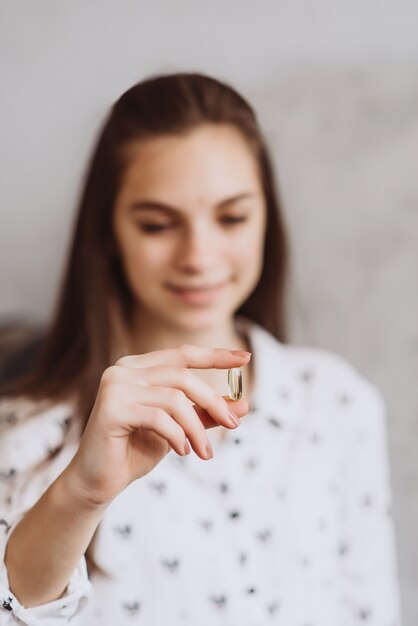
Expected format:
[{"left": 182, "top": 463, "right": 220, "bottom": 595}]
[
  {"left": 230, "top": 350, "right": 251, "bottom": 358},
  {"left": 184, "top": 440, "right": 191, "bottom": 455},
  {"left": 205, "top": 441, "right": 214, "bottom": 459},
  {"left": 227, "top": 411, "right": 241, "bottom": 427}
]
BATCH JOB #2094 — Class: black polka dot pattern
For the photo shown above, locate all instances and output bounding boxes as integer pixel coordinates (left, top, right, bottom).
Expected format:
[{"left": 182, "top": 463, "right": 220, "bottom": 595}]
[{"left": 0, "top": 319, "right": 400, "bottom": 625}]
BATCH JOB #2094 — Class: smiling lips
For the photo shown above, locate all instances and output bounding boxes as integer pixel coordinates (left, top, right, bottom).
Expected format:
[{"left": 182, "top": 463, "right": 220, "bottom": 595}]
[{"left": 166, "top": 281, "right": 228, "bottom": 305}]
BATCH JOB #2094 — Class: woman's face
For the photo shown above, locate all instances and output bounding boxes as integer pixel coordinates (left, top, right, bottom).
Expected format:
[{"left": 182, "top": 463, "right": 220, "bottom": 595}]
[{"left": 113, "top": 123, "right": 267, "bottom": 331}]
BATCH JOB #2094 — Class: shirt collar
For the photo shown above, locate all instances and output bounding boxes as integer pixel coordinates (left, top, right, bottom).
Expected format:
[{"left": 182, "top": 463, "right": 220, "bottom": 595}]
[{"left": 235, "top": 316, "right": 286, "bottom": 414}]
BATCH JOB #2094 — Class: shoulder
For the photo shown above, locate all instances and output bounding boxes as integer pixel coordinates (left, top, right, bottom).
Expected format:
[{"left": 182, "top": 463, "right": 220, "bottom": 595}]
[
  {"left": 244, "top": 318, "right": 385, "bottom": 418},
  {"left": 0, "top": 396, "right": 74, "bottom": 432},
  {"left": 0, "top": 396, "right": 76, "bottom": 473},
  {"left": 284, "top": 342, "right": 384, "bottom": 408}
]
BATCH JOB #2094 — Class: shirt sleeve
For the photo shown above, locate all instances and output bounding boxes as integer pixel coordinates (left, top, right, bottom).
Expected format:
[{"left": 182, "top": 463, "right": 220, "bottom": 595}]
[
  {"left": 0, "top": 399, "right": 93, "bottom": 625},
  {"left": 338, "top": 382, "right": 402, "bottom": 625}
]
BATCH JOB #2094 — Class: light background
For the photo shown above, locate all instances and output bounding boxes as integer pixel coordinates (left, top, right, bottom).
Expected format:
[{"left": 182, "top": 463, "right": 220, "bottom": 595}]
[{"left": 1, "top": 2, "right": 417, "bottom": 622}]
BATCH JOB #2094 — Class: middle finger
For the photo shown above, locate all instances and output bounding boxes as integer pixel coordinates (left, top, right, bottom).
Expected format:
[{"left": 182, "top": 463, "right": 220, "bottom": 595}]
[{"left": 120, "top": 365, "right": 242, "bottom": 429}]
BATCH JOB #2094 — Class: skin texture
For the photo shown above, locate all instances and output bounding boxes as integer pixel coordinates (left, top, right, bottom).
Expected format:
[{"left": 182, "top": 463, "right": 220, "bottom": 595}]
[
  {"left": 5, "top": 123, "right": 267, "bottom": 607},
  {"left": 113, "top": 123, "right": 267, "bottom": 426},
  {"left": 113, "top": 123, "right": 266, "bottom": 344},
  {"left": 6, "top": 348, "right": 251, "bottom": 606}
]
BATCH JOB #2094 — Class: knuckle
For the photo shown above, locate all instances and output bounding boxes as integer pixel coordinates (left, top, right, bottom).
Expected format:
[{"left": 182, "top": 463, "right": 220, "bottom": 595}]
[
  {"left": 177, "top": 343, "right": 192, "bottom": 364},
  {"left": 151, "top": 406, "right": 168, "bottom": 424},
  {"left": 167, "top": 388, "right": 186, "bottom": 410},
  {"left": 179, "top": 367, "right": 193, "bottom": 385},
  {"left": 98, "top": 384, "right": 119, "bottom": 418},
  {"left": 100, "top": 366, "right": 119, "bottom": 388}
]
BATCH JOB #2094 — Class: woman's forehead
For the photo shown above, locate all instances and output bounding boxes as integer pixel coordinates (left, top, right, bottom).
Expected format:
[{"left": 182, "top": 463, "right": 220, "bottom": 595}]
[{"left": 119, "top": 125, "right": 263, "bottom": 207}]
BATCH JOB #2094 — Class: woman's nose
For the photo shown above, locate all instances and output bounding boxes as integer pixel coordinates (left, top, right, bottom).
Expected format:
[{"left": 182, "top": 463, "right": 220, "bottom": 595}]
[{"left": 174, "top": 224, "right": 219, "bottom": 272}]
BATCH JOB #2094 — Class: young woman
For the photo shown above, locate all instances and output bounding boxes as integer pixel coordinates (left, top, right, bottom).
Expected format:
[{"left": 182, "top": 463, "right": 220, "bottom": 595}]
[{"left": 0, "top": 73, "right": 400, "bottom": 625}]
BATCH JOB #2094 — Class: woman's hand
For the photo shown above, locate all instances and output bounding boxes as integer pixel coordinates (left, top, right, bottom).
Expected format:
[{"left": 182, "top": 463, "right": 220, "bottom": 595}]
[{"left": 65, "top": 344, "right": 251, "bottom": 507}]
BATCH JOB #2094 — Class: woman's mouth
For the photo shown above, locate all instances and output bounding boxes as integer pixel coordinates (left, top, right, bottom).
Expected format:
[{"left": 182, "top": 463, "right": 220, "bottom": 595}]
[{"left": 166, "top": 282, "right": 228, "bottom": 305}]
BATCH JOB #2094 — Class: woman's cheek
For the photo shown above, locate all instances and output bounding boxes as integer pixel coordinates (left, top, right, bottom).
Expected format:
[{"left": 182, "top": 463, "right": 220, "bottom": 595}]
[
  {"left": 133, "top": 243, "right": 173, "bottom": 281},
  {"left": 235, "top": 224, "right": 263, "bottom": 255}
]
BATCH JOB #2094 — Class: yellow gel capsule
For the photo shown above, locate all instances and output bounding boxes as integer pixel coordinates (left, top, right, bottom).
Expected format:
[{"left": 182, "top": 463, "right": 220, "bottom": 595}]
[{"left": 228, "top": 367, "right": 242, "bottom": 401}]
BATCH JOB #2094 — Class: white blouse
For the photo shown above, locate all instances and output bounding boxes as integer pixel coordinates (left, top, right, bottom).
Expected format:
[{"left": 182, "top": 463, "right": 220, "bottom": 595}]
[{"left": 0, "top": 318, "right": 401, "bottom": 625}]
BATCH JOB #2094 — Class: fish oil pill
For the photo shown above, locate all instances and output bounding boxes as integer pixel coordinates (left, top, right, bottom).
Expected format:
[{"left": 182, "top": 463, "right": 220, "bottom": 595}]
[{"left": 228, "top": 367, "right": 242, "bottom": 401}]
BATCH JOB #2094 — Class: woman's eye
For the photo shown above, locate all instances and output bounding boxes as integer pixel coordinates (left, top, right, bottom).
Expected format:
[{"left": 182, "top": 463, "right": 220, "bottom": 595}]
[
  {"left": 137, "top": 216, "right": 247, "bottom": 234},
  {"left": 220, "top": 216, "right": 248, "bottom": 225},
  {"left": 138, "top": 223, "right": 174, "bottom": 233}
]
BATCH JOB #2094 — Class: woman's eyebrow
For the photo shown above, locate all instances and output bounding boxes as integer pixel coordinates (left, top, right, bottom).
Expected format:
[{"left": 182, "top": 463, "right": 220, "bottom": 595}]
[
  {"left": 217, "top": 192, "right": 256, "bottom": 208},
  {"left": 130, "top": 193, "right": 257, "bottom": 215},
  {"left": 130, "top": 201, "right": 181, "bottom": 216}
]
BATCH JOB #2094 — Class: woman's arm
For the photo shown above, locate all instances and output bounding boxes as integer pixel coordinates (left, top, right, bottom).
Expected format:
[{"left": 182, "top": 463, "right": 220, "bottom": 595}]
[
  {"left": 2, "top": 345, "right": 250, "bottom": 613},
  {"left": 4, "top": 468, "right": 105, "bottom": 608}
]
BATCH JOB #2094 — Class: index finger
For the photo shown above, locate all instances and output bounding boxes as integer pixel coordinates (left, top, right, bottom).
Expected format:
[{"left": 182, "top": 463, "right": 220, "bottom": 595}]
[{"left": 116, "top": 344, "right": 251, "bottom": 370}]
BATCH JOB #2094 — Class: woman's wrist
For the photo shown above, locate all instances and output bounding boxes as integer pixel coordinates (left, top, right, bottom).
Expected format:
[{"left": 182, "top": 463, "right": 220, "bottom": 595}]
[{"left": 54, "top": 463, "right": 111, "bottom": 514}]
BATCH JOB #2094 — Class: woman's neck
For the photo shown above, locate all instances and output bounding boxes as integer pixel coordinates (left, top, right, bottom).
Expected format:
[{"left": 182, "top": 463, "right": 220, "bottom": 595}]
[{"left": 130, "top": 311, "right": 249, "bottom": 356}]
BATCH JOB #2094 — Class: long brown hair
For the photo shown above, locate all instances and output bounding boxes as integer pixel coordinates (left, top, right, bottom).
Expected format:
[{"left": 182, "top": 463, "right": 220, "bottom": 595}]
[
  {"left": 2, "top": 72, "right": 290, "bottom": 577},
  {"left": 4, "top": 72, "right": 289, "bottom": 423}
]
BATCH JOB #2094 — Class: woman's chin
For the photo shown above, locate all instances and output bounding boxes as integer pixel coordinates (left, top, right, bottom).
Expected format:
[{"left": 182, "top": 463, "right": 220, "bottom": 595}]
[{"left": 164, "top": 307, "right": 232, "bottom": 333}]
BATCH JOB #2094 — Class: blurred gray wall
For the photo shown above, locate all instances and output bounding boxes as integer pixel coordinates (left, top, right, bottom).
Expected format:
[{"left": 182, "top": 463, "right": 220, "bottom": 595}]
[{"left": 1, "top": 2, "right": 417, "bottom": 623}]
